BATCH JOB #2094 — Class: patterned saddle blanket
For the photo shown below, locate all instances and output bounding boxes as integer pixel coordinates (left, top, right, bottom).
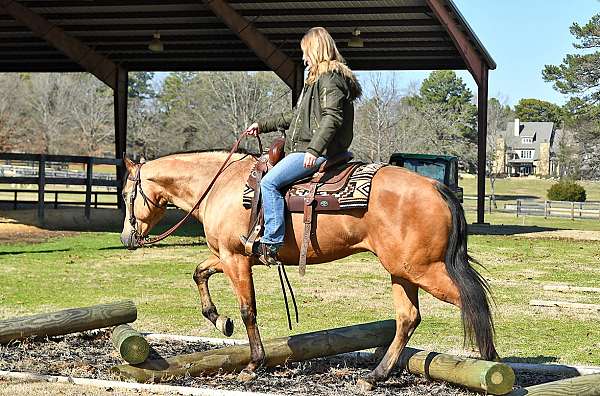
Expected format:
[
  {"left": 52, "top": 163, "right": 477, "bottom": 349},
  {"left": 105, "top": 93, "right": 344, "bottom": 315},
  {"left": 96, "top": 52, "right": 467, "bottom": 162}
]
[{"left": 243, "top": 162, "right": 387, "bottom": 213}]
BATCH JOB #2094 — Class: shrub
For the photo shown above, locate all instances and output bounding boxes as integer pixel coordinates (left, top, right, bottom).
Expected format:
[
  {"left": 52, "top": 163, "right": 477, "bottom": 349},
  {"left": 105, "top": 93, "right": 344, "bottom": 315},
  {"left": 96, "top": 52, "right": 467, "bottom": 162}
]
[{"left": 547, "top": 180, "right": 587, "bottom": 202}]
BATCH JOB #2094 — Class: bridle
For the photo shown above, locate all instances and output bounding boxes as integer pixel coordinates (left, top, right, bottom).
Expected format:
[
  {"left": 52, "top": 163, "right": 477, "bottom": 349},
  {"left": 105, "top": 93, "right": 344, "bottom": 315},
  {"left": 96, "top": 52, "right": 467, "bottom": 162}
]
[{"left": 126, "top": 162, "right": 167, "bottom": 246}]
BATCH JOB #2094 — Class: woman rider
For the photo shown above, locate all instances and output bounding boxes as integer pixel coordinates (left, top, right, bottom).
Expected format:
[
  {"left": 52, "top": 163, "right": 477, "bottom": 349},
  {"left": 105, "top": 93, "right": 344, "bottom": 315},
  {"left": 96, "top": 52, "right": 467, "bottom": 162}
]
[{"left": 242, "top": 27, "right": 362, "bottom": 266}]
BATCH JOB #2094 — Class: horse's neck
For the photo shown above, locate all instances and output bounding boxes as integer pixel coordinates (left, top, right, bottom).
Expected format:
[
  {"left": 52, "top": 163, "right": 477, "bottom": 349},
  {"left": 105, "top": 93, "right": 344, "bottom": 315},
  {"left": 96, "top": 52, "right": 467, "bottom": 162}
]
[{"left": 149, "top": 153, "right": 249, "bottom": 220}]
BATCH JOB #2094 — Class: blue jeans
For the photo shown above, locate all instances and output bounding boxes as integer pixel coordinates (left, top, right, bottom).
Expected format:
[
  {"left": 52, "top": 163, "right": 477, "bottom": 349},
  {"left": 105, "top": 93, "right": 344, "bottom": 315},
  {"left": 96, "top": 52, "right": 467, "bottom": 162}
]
[{"left": 260, "top": 152, "right": 327, "bottom": 245}]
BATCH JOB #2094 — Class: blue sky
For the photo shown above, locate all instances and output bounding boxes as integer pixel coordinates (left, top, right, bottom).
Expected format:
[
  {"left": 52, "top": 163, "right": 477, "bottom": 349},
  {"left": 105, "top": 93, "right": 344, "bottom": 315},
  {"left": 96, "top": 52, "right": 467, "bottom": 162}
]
[{"left": 383, "top": 0, "right": 599, "bottom": 106}]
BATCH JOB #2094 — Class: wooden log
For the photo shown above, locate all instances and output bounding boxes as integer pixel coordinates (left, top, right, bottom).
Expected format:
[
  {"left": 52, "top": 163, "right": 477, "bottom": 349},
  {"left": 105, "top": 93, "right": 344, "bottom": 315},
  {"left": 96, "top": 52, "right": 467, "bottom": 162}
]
[
  {"left": 398, "top": 347, "right": 515, "bottom": 395},
  {"left": 508, "top": 373, "right": 600, "bottom": 396},
  {"left": 543, "top": 285, "right": 600, "bottom": 294},
  {"left": 112, "top": 319, "right": 397, "bottom": 382},
  {"left": 0, "top": 301, "right": 137, "bottom": 344},
  {"left": 112, "top": 324, "right": 149, "bottom": 364},
  {"left": 529, "top": 300, "right": 600, "bottom": 311}
]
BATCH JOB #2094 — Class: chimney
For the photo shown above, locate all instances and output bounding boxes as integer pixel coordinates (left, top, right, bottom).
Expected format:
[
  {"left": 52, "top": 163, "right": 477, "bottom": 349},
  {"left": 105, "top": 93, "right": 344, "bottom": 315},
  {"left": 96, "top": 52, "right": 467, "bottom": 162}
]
[{"left": 514, "top": 118, "right": 520, "bottom": 137}]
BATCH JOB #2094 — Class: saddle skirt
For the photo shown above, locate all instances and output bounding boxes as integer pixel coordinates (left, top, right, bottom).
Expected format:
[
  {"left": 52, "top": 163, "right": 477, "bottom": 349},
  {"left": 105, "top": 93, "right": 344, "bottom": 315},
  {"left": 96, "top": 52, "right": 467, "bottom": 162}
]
[{"left": 243, "top": 161, "right": 387, "bottom": 212}]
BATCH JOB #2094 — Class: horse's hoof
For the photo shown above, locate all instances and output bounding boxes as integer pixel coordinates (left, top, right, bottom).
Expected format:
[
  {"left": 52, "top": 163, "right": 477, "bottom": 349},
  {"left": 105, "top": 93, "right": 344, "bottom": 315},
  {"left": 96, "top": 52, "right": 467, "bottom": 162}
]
[
  {"left": 215, "top": 316, "right": 234, "bottom": 337},
  {"left": 237, "top": 369, "right": 257, "bottom": 382},
  {"left": 357, "top": 378, "right": 375, "bottom": 392}
]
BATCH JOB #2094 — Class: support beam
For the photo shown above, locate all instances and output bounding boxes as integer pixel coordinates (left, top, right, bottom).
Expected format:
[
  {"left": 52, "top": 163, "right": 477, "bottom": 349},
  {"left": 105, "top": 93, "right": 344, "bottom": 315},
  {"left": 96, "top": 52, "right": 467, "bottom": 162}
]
[
  {"left": 114, "top": 67, "right": 128, "bottom": 209},
  {"left": 476, "top": 66, "right": 489, "bottom": 224},
  {"left": 0, "top": 0, "right": 118, "bottom": 89},
  {"left": 425, "top": 0, "right": 486, "bottom": 84},
  {"left": 201, "top": 0, "right": 299, "bottom": 89}
]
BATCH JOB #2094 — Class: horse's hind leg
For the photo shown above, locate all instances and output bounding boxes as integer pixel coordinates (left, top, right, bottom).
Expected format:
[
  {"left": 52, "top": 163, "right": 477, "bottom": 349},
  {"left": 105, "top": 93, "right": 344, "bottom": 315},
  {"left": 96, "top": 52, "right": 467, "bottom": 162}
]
[
  {"left": 357, "top": 276, "right": 420, "bottom": 391},
  {"left": 193, "top": 254, "right": 234, "bottom": 337}
]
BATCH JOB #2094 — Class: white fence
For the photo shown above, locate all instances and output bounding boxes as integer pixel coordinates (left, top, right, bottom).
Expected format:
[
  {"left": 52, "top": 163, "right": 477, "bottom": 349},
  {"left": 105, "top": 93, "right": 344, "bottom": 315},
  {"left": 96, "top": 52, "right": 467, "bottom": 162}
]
[{"left": 507, "top": 200, "right": 600, "bottom": 220}]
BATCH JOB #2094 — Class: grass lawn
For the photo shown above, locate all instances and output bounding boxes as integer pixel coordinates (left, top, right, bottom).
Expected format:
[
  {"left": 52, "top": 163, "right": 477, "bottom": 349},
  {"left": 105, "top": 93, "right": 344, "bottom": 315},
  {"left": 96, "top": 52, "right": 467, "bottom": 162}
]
[{"left": 1, "top": 231, "right": 598, "bottom": 366}]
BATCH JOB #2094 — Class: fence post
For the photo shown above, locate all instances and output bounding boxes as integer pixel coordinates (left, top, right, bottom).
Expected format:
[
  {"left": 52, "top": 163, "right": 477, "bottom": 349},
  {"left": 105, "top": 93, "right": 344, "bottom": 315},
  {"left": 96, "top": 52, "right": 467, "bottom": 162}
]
[
  {"left": 54, "top": 191, "right": 58, "bottom": 209},
  {"left": 544, "top": 200, "right": 548, "bottom": 219},
  {"left": 579, "top": 202, "right": 583, "bottom": 218},
  {"left": 37, "top": 154, "right": 45, "bottom": 224},
  {"left": 85, "top": 157, "right": 93, "bottom": 220},
  {"left": 13, "top": 191, "right": 17, "bottom": 210},
  {"left": 571, "top": 201, "right": 575, "bottom": 221},
  {"left": 516, "top": 199, "right": 521, "bottom": 217},
  {"left": 94, "top": 192, "right": 98, "bottom": 208},
  {"left": 488, "top": 195, "right": 492, "bottom": 214}
]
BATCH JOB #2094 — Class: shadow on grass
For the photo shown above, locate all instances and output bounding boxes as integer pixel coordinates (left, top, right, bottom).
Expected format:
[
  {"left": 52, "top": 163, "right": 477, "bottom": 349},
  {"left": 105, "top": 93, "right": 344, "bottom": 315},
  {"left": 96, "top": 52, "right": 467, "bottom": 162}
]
[
  {"left": 468, "top": 224, "right": 558, "bottom": 236},
  {"left": 0, "top": 248, "right": 71, "bottom": 255},
  {"left": 492, "top": 194, "right": 540, "bottom": 201},
  {"left": 98, "top": 241, "right": 206, "bottom": 251}
]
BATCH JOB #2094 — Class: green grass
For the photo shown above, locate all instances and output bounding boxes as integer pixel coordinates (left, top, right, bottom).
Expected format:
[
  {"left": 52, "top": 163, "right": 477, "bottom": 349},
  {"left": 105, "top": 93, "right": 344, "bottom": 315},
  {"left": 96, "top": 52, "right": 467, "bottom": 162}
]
[
  {"left": 1, "top": 232, "right": 599, "bottom": 366},
  {"left": 460, "top": 175, "right": 600, "bottom": 202}
]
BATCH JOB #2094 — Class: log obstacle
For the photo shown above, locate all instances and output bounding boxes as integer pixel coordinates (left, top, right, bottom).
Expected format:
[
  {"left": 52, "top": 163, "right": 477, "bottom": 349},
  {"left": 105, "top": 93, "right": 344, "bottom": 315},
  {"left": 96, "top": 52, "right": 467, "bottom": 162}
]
[
  {"left": 112, "top": 324, "right": 150, "bottom": 364},
  {"left": 398, "top": 347, "right": 515, "bottom": 395},
  {"left": 508, "top": 373, "right": 600, "bottom": 395},
  {"left": 112, "top": 319, "right": 397, "bottom": 382},
  {"left": 0, "top": 300, "right": 137, "bottom": 344},
  {"left": 113, "top": 320, "right": 515, "bottom": 395}
]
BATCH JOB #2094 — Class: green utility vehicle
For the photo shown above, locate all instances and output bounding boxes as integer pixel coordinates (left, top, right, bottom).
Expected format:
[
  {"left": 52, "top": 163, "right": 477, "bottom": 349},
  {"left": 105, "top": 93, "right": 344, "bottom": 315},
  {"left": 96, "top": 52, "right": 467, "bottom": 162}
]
[{"left": 388, "top": 153, "right": 463, "bottom": 202}]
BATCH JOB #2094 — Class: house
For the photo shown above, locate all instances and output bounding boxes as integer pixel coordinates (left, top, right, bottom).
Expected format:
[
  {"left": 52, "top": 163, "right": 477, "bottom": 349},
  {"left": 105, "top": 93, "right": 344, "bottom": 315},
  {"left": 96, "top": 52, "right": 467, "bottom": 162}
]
[{"left": 493, "top": 119, "right": 561, "bottom": 177}]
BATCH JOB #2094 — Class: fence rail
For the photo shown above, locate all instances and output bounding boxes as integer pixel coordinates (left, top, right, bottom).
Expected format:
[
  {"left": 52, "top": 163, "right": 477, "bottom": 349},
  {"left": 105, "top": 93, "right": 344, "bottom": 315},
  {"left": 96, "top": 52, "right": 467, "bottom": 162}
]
[
  {"left": 509, "top": 200, "right": 600, "bottom": 220},
  {"left": 0, "top": 152, "right": 123, "bottom": 223}
]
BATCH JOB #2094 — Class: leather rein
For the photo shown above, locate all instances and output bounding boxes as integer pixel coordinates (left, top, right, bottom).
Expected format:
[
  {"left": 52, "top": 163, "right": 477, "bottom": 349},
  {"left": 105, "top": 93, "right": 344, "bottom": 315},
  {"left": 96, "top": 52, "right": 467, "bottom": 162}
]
[{"left": 128, "top": 131, "right": 261, "bottom": 246}]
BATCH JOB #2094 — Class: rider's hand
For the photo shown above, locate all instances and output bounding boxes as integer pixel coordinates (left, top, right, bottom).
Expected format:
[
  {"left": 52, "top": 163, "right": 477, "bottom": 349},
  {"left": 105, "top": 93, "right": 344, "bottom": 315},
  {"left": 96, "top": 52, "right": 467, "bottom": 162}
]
[
  {"left": 244, "top": 122, "right": 260, "bottom": 136},
  {"left": 303, "top": 152, "right": 318, "bottom": 168}
]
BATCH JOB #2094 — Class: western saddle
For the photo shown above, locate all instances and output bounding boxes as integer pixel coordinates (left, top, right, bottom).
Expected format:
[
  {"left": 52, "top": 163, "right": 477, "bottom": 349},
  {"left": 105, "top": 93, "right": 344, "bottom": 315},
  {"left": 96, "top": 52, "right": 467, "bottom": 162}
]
[{"left": 244, "top": 137, "right": 360, "bottom": 276}]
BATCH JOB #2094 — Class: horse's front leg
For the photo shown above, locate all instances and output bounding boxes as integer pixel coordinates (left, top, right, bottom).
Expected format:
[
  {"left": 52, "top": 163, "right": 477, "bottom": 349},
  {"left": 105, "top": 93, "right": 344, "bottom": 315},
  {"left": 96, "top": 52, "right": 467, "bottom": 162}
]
[
  {"left": 193, "top": 254, "right": 234, "bottom": 336},
  {"left": 222, "top": 254, "right": 265, "bottom": 381}
]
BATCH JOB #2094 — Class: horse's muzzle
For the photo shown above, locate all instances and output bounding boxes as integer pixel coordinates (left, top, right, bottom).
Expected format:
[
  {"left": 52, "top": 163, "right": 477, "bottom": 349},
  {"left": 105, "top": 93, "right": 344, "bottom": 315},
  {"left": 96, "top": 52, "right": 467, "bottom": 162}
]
[{"left": 120, "top": 231, "right": 139, "bottom": 250}]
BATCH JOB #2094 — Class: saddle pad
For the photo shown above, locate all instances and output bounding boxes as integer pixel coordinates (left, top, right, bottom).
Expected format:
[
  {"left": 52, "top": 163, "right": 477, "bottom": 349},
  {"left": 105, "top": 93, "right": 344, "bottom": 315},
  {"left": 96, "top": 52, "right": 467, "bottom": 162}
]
[{"left": 242, "top": 162, "right": 387, "bottom": 210}]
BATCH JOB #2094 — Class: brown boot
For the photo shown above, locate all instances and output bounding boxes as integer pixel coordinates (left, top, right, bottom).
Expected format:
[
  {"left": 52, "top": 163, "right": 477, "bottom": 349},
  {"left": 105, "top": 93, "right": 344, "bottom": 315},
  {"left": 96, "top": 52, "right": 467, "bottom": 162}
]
[{"left": 239, "top": 235, "right": 281, "bottom": 266}]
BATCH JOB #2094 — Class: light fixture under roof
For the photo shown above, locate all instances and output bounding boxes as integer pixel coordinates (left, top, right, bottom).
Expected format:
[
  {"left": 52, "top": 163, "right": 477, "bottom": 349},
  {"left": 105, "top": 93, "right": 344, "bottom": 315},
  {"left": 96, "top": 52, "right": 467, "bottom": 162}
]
[
  {"left": 148, "top": 32, "right": 164, "bottom": 52},
  {"left": 348, "top": 28, "right": 363, "bottom": 48}
]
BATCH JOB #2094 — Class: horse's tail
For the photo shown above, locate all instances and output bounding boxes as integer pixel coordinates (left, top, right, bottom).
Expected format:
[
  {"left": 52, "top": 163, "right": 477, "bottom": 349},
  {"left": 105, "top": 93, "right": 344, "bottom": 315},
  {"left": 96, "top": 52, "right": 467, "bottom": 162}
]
[{"left": 435, "top": 182, "right": 498, "bottom": 361}]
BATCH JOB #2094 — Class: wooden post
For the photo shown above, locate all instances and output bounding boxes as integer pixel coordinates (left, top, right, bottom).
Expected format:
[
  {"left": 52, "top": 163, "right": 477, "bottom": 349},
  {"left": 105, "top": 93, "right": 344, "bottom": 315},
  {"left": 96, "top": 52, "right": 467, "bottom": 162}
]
[
  {"left": 94, "top": 192, "right": 98, "bottom": 208},
  {"left": 476, "top": 66, "right": 489, "bottom": 224},
  {"left": 85, "top": 157, "right": 93, "bottom": 220},
  {"left": 399, "top": 347, "right": 515, "bottom": 395},
  {"left": 113, "top": 320, "right": 397, "bottom": 382},
  {"left": 579, "top": 202, "right": 583, "bottom": 218},
  {"left": 571, "top": 202, "right": 575, "bottom": 221},
  {"left": 13, "top": 190, "right": 17, "bottom": 209},
  {"left": 508, "top": 373, "right": 600, "bottom": 396},
  {"left": 54, "top": 191, "right": 58, "bottom": 209},
  {"left": 37, "top": 154, "right": 45, "bottom": 224},
  {"left": 112, "top": 324, "right": 150, "bottom": 364},
  {"left": 516, "top": 199, "right": 521, "bottom": 217},
  {"left": 114, "top": 68, "right": 128, "bottom": 211},
  {"left": 544, "top": 200, "right": 548, "bottom": 219},
  {"left": 0, "top": 300, "right": 137, "bottom": 344}
]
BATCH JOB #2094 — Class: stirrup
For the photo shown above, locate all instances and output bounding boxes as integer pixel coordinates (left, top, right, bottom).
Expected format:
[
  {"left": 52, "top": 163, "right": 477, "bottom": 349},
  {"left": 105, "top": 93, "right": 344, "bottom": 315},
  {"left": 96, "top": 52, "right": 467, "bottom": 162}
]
[{"left": 239, "top": 235, "right": 280, "bottom": 266}]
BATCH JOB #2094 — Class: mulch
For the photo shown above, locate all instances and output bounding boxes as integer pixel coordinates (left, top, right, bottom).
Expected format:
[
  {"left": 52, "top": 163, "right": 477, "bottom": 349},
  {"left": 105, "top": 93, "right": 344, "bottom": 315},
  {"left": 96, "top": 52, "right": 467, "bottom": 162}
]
[{"left": 0, "top": 330, "right": 580, "bottom": 395}]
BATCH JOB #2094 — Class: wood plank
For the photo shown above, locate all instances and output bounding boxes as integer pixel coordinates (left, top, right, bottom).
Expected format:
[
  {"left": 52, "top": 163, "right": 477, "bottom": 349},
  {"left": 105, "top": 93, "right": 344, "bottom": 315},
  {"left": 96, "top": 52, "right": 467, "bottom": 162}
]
[
  {"left": 0, "top": 301, "right": 137, "bottom": 344},
  {"left": 508, "top": 373, "right": 600, "bottom": 396},
  {"left": 543, "top": 285, "right": 600, "bottom": 294},
  {"left": 529, "top": 300, "right": 600, "bottom": 311}
]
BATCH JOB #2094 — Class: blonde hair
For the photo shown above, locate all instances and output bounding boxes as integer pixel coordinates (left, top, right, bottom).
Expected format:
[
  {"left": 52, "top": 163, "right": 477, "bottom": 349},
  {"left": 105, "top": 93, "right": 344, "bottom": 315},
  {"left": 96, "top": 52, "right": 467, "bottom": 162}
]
[{"left": 301, "top": 27, "right": 355, "bottom": 85}]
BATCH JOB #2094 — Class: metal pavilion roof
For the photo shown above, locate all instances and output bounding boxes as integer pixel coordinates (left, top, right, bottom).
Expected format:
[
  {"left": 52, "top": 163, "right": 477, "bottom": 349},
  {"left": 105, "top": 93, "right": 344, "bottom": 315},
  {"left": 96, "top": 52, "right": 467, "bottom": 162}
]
[{"left": 0, "top": 0, "right": 495, "bottom": 72}]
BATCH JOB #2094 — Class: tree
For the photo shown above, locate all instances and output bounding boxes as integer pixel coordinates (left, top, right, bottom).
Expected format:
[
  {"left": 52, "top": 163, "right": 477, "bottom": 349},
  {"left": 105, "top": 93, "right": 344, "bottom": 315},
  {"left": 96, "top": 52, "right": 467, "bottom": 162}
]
[
  {"left": 128, "top": 72, "right": 156, "bottom": 99},
  {"left": 543, "top": 13, "right": 600, "bottom": 180},
  {"left": 514, "top": 98, "right": 563, "bottom": 125},
  {"left": 542, "top": 14, "right": 600, "bottom": 106}
]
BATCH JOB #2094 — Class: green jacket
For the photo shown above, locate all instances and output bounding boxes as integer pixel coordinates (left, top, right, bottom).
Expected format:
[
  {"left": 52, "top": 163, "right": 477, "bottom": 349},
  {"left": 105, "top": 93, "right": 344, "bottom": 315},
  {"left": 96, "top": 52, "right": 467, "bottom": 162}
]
[{"left": 258, "top": 70, "right": 361, "bottom": 158}]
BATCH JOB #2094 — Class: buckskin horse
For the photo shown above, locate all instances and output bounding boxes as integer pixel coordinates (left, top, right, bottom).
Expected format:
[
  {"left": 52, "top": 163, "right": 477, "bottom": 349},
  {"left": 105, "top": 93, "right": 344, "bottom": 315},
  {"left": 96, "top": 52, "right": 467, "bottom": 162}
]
[{"left": 119, "top": 146, "right": 497, "bottom": 389}]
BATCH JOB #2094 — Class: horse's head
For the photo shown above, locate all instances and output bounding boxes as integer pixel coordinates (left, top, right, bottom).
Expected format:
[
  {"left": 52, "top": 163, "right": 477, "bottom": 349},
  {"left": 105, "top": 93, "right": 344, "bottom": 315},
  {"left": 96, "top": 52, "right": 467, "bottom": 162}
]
[{"left": 120, "top": 155, "right": 168, "bottom": 250}]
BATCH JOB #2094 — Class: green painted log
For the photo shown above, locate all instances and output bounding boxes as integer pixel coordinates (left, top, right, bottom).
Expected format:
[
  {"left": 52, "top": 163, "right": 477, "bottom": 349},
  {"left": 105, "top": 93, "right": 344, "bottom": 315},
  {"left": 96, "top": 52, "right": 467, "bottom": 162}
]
[
  {"left": 398, "top": 347, "right": 515, "bottom": 395},
  {"left": 112, "top": 319, "right": 397, "bottom": 382},
  {"left": 508, "top": 373, "right": 600, "bottom": 396},
  {"left": 112, "top": 324, "right": 149, "bottom": 364},
  {"left": 0, "top": 301, "right": 137, "bottom": 344}
]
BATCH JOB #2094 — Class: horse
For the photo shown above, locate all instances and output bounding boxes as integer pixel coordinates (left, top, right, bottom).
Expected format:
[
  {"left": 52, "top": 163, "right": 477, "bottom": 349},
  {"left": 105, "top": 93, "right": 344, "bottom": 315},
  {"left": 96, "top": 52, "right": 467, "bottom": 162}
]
[{"left": 119, "top": 150, "right": 497, "bottom": 389}]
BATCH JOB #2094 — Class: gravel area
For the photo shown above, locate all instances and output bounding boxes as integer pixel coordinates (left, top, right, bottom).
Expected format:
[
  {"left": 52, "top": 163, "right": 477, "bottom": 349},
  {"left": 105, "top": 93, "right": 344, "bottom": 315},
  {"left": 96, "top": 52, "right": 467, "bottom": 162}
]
[{"left": 0, "top": 330, "right": 583, "bottom": 395}]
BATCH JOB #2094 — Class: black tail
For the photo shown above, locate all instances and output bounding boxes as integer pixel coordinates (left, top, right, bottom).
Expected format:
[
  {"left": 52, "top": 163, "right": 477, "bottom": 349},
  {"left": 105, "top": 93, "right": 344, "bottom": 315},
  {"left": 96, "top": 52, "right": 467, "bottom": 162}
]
[{"left": 435, "top": 183, "right": 498, "bottom": 361}]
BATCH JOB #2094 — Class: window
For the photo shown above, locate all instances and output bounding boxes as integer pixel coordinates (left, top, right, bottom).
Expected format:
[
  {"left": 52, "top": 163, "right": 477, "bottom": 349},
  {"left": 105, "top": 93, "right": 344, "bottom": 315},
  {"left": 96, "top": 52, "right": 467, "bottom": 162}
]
[
  {"left": 522, "top": 137, "right": 533, "bottom": 144},
  {"left": 520, "top": 150, "right": 533, "bottom": 159}
]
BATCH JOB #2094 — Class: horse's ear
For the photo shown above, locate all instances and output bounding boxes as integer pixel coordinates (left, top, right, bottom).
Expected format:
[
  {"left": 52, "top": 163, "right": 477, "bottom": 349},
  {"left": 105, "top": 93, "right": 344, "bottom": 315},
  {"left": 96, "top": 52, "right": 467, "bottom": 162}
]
[
  {"left": 140, "top": 155, "right": 147, "bottom": 164},
  {"left": 123, "top": 154, "right": 136, "bottom": 173}
]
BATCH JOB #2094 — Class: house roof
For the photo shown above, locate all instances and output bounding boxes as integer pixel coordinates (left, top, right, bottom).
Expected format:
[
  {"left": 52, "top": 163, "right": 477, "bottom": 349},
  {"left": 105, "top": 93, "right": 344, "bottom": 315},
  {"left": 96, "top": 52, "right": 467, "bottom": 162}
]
[{"left": 0, "top": 0, "right": 496, "bottom": 72}]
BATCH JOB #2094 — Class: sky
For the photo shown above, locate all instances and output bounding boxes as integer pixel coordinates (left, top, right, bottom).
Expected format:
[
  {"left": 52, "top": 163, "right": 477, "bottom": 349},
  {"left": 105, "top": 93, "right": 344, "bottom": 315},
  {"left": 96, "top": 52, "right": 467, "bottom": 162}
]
[{"left": 384, "top": 0, "right": 599, "bottom": 106}]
